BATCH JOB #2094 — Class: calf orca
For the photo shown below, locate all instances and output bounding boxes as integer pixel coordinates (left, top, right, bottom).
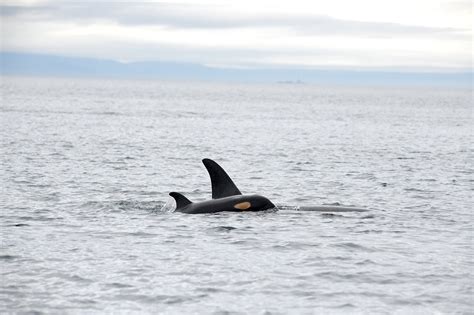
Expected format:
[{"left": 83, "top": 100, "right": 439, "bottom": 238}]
[{"left": 169, "top": 159, "right": 275, "bottom": 214}]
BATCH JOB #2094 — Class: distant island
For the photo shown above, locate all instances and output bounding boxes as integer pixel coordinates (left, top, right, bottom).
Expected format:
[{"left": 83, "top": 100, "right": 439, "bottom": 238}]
[
  {"left": 277, "top": 80, "right": 305, "bottom": 84},
  {"left": 0, "top": 52, "right": 471, "bottom": 87}
]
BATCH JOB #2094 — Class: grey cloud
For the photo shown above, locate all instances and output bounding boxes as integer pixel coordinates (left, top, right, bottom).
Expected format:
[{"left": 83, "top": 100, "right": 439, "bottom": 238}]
[{"left": 0, "top": 3, "right": 467, "bottom": 38}]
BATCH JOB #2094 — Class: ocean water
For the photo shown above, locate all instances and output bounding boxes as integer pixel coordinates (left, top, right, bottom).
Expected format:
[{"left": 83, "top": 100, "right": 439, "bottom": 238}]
[{"left": 1, "top": 77, "right": 472, "bottom": 314}]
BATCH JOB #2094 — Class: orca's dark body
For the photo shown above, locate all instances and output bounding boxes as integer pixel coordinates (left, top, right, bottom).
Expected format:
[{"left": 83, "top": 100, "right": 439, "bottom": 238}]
[
  {"left": 170, "top": 193, "right": 275, "bottom": 214},
  {"left": 170, "top": 159, "right": 275, "bottom": 214}
]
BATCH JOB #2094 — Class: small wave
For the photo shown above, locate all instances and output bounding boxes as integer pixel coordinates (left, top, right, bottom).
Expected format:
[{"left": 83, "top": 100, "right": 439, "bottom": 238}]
[
  {"left": 17, "top": 216, "right": 57, "bottom": 222},
  {"left": 159, "top": 198, "right": 176, "bottom": 213},
  {"left": 404, "top": 188, "right": 427, "bottom": 192},
  {"left": 334, "top": 242, "right": 375, "bottom": 252},
  {"left": 106, "top": 282, "right": 134, "bottom": 288},
  {"left": 0, "top": 255, "right": 19, "bottom": 261},
  {"left": 120, "top": 231, "right": 157, "bottom": 237},
  {"left": 80, "top": 200, "right": 166, "bottom": 213},
  {"left": 94, "top": 111, "right": 121, "bottom": 116},
  {"left": 208, "top": 226, "right": 237, "bottom": 232},
  {"left": 272, "top": 241, "right": 320, "bottom": 251},
  {"left": 320, "top": 213, "right": 345, "bottom": 218},
  {"left": 354, "top": 259, "right": 377, "bottom": 265},
  {"left": 113, "top": 294, "right": 189, "bottom": 305},
  {"left": 333, "top": 303, "right": 356, "bottom": 309}
]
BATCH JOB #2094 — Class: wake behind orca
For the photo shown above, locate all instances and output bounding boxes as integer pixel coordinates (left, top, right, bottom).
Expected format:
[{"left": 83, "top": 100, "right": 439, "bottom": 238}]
[{"left": 169, "top": 158, "right": 368, "bottom": 214}]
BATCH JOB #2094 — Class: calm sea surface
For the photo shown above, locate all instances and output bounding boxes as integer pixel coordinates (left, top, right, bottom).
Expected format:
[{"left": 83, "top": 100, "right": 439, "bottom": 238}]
[{"left": 1, "top": 77, "right": 472, "bottom": 314}]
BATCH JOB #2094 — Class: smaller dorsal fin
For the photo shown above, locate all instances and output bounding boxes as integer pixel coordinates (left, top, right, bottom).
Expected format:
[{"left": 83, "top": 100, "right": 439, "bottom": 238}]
[
  {"left": 202, "top": 158, "right": 242, "bottom": 199},
  {"left": 169, "top": 192, "right": 192, "bottom": 209}
]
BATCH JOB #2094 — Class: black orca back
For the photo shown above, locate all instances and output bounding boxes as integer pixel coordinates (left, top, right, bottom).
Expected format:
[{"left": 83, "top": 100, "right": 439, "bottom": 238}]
[
  {"left": 202, "top": 158, "right": 242, "bottom": 199},
  {"left": 169, "top": 192, "right": 192, "bottom": 209}
]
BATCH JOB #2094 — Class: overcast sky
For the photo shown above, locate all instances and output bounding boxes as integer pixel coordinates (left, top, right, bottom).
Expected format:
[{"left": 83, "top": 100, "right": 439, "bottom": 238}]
[{"left": 1, "top": 0, "right": 472, "bottom": 71}]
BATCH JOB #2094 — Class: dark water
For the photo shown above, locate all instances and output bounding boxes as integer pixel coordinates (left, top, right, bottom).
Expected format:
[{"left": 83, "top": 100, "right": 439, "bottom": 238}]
[{"left": 1, "top": 77, "right": 472, "bottom": 314}]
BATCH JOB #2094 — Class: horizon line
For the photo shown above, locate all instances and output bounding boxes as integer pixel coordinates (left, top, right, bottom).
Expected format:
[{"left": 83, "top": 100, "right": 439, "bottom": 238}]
[
  {"left": 1, "top": 51, "right": 472, "bottom": 74},
  {"left": 1, "top": 51, "right": 472, "bottom": 87}
]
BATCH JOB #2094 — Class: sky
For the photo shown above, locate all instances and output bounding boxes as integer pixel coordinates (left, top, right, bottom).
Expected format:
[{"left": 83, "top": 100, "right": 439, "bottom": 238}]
[{"left": 1, "top": 0, "right": 472, "bottom": 72}]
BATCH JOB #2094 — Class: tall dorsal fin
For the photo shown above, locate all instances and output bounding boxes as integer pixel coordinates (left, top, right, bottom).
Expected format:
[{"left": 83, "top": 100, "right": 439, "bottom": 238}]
[
  {"left": 202, "top": 158, "right": 242, "bottom": 199},
  {"left": 169, "top": 192, "right": 192, "bottom": 209}
]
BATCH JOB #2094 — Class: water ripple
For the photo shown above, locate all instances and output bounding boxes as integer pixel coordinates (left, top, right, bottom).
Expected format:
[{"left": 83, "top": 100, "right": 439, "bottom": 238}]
[{"left": 1, "top": 78, "right": 471, "bottom": 314}]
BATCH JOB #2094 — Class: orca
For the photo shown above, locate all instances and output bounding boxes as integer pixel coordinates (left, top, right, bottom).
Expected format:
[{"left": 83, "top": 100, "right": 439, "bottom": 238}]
[{"left": 169, "top": 159, "right": 275, "bottom": 214}]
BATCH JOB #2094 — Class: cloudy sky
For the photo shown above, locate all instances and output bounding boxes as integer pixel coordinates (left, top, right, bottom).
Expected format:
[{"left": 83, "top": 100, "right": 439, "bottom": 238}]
[{"left": 1, "top": 0, "right": 472, "bottom": 71}]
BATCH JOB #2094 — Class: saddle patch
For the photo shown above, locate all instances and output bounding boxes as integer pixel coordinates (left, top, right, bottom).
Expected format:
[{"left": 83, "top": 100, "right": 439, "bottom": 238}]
[{"left": 234, "top": 202, "right": 251, "bottom": 210}]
